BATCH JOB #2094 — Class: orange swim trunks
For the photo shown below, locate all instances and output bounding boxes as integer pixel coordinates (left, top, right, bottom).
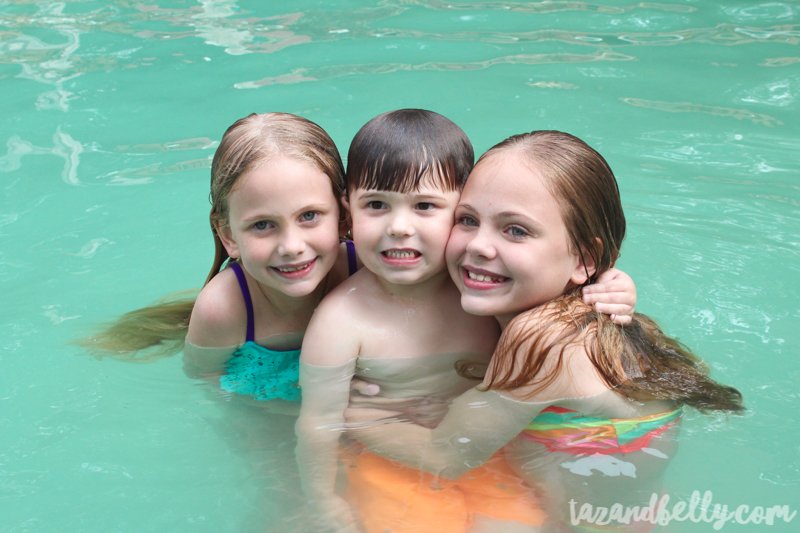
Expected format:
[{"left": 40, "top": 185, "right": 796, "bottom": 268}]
[{"left": 342, "top": 446, "right": 545, "bottom": 533}]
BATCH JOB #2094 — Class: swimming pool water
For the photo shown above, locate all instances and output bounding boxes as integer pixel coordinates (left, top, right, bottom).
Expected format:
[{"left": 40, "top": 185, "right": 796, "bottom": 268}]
[{"left": 2, "top": 1, "right": 798, "bottom": 531}]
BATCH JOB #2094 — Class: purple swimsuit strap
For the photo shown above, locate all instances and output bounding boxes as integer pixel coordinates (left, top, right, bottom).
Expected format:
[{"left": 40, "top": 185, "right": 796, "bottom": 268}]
[
  {"left": 228, "top": 262, "right": 255, "bottom": 343},
  {"left": 346, "top": 241, "right": 357, "bottom": 276}
]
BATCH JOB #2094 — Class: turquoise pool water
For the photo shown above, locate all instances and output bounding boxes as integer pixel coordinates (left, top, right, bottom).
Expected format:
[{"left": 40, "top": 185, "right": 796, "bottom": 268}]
[{"left": 2, "top": 1, "right": 798, "bottom": 531}]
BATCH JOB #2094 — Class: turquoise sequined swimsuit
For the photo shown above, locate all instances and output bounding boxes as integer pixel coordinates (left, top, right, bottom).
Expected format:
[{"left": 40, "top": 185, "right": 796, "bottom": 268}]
[{"left": 219, "top": 243, "right": 358, "bottom": 401}]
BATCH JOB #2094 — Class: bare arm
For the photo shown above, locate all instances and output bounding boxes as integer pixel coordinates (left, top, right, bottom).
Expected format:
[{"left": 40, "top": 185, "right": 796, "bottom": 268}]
[
  {"left": 183, "top": 269, "right": 247, "bottom": 377},
  {"left": 182, "top": 342, "right": 237, "bottom": 379},
  {"left": 295, "top": 296, "right": 361, "bottom": 532},
  {"left": 347, "top": 319, "right": 603, "bottom": 481},
  {"left": 347, "top": 387, "right": 547, "bottom": 480}
]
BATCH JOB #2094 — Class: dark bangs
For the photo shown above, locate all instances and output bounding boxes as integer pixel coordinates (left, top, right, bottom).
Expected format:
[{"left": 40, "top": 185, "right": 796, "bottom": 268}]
[{"left": 346, "top": 109, "right": 474, "bottom": 193}]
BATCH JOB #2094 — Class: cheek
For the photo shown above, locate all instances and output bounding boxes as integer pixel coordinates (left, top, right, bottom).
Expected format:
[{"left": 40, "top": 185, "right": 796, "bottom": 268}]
[
  {"left": 445, "top": 228, "right": 468, "bottom": 263},
  {"left": 351, "top": 215, "right": 380, "bottom": 242},
  {"left": 313, "top": 223, "right": 344, "bottom": 252}
]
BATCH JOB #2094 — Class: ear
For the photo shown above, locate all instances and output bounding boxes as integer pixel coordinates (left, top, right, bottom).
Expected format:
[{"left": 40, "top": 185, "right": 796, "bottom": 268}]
[
  {"left": 215, "top": 221, "right": 240, "bottom": 259},
  {"left": 569, "top": 238, "right": 600, "bottom": 286},
  {"left": 339, "top": 194, "right": 352, "bottom": 238}
]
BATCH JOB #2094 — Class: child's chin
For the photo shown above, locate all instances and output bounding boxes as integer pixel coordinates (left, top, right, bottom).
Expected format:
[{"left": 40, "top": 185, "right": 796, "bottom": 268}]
[
  {"left": 459, "top": 297, "right": 498, "bottom": 317},
  {"left": 278, "top": 281, "right": 319, "bottom": 297}
]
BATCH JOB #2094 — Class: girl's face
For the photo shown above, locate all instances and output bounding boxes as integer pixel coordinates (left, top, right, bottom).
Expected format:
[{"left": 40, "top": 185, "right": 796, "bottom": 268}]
[
  {"left": 218, "top": 156, "right": 342, "bottom": 298},
  {"left": 446, "top": 153, "right": 587, "bottom": 327},
  {"left": 345, "top": 175, "right": 461, "bottom": 287}
]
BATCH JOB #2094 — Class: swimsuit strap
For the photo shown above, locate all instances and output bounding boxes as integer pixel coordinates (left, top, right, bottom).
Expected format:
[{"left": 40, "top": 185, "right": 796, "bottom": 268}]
[
  {"left": 228, "top": 262, "right": 255, "bottom": 343},
  {"left": 346, "top": 240, "right": 357, "bottom": 276}
]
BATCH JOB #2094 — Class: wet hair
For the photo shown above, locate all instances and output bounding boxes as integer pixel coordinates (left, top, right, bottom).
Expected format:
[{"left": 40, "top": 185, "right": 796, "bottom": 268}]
[
  {"left": 481, "top": 130, "right": 624, "bottom": 285},
  {"left": 479, "top": 131, "right": 743, "bottom": 413},
  {"left": 345, "top": 109, "right": 473, "bottom": 193},
  {"left": 207, "top": 113, "right": 345, "bottom": 285},
  {"left": 76, "top": 113, "right": 345, "bottom": 361}
]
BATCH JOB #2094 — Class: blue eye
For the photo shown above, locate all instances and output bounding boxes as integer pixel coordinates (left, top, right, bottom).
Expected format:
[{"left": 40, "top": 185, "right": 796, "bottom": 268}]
[
  {"left": 457, "top": 215, "right": 478, "bottom": 227},
  {"left": 253, "top": 220, "right": 273, "bottom": 230},
  {"left": 300, "top": 211, "right": 319, "bottom": 222},
  {"left": 509, "top": 226, "right": 527, "bottom": 238}
]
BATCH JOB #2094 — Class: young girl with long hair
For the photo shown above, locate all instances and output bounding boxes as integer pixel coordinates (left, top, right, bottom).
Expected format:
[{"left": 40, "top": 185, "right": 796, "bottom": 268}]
[
  {"left": 349, "top": 130, "right": 743, "bottom": 532},
  {"left": 80, "top": 112, "right": 356, "bottom": 408}
]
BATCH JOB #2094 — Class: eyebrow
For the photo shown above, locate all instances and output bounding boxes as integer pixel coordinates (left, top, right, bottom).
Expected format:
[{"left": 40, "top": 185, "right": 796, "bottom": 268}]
[
  {"left": 459, "top": 204, "right": 545, "bottom": 228},
  {"left": 358, "top": 190, "right": 450, "bottom": 201},
  {"left": 240, "top": 203, "right": 330, "bottom": 223},
  {"left": 497, "top": 211, "right": 545, "bottom": 230}
]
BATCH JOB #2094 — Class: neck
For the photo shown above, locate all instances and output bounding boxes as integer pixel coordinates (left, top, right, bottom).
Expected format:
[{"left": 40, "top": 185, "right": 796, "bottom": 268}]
[
  {"left": 496, "top": 313, "right": 515, "bottom": 331},
  {"left": 255, "top": 278, "right": 326, "bottom": 320}
]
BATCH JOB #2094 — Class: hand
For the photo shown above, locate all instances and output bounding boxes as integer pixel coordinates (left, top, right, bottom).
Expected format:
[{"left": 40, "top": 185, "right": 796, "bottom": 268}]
[
  {"left": 350, "top": 378, "right": 380, "bottom": 396},
  {"left": 582, "top": 268, "right": 637, "bottom": 326}
]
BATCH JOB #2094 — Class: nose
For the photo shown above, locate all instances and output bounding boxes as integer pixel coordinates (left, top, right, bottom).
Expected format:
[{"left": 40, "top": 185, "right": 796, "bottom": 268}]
[
  {"left": 277, "top": 226, "right": 306, "bottom": 257},
  {"left": 464, "top": 227, "right": 496, "bottom": 260},
  {"left": 386, "top": 209, "right": 415, "bottom": 238}
]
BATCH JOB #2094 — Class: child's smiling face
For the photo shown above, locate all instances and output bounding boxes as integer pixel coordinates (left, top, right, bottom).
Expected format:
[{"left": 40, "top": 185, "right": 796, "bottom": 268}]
[
  {"left": 446, "top": 153, "right": 587, "bottom": 327},
  {"left": 346, "top": 174, "right": 461, "bottom": 287},
  {"left": 218, "top": 156, "right": 343, "bottom": 298}
]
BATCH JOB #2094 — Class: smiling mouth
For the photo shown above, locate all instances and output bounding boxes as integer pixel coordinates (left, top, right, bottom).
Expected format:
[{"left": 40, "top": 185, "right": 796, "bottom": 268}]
[
  {"left": 464, "top": 268, "right": 508, "bottom": 285},
  {"left": 382, "top": 250, "right": 421, "bottom": 259},
  {"left": 272, "top": 259, "right": 315, "bottom": 276}
]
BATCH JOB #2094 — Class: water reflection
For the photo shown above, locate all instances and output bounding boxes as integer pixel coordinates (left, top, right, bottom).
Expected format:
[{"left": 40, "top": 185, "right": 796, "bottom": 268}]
[
  {"left": 401, "top": 0, "right": 698, "bottom": 15},
  {"left": 0, "top": 128, "right": 84, "bottom": 185},
  {"left": 620, "top": 98, "right": 784, "bottom": 127},
  {"left": 760, "top": 56, "right": 800, "bottom": 66},
  {"left": 236, "top": 50, "right": 635, "bottom": 88},
  {"left": 98, "top": 157, "right": 212, "bottom": 186}
]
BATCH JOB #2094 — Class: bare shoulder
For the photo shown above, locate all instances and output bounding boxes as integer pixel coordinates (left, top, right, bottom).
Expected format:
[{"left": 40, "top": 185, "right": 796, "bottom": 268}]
[
  {"left": 302, "top": 271, "right": 370, "bottom": 365},
  {"left": 314, "top": 268, "right": 373, "bottom": 318},
  {"left": 323, "top": 241, "right": 361, "bottom": 295},
  {"left": 186, "top": 268, "right": 247, "bottom": 347},
  {"left": 486, "top": 301, "right": 607, "bottom": 401}
]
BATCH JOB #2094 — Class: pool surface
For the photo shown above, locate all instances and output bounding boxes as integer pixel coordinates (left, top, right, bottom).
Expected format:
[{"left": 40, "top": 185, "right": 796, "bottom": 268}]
[{"left": 2, "top": 1, "right": 799, "bottom": 531}]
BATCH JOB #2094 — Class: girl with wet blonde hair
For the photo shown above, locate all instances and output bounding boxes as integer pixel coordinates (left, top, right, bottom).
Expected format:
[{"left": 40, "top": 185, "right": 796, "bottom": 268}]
[{"left": 80, "top": 112, "right": 356, "bottom": 407}]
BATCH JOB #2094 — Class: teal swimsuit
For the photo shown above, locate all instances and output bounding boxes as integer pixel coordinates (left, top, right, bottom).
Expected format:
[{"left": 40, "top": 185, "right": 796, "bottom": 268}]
[{"left": 219, "top": 243, "right": 357, "bottom": 401}]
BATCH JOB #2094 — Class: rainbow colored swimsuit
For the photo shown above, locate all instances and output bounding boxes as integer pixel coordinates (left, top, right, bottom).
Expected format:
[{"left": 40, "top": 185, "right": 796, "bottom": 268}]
[{"left": 519, "top": 405, "right": 684, "bottom": 456}]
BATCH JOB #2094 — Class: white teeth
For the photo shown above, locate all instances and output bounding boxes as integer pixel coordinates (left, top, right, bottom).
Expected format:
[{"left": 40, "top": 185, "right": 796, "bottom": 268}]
[
  {"left": 467, "top": 271, "right": 502, "bottom": 283},
  {"left": 385, "top": 250, "right": 417, "bottom": 259},
  {"left": 276, "top": 263, "right": 309, "bottom": 273}
]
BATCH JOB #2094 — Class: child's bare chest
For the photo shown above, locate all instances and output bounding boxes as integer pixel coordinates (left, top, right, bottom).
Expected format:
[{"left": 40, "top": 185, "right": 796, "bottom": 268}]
[{"left": 355, "top": 300, "right": 497, "bottom": 360}]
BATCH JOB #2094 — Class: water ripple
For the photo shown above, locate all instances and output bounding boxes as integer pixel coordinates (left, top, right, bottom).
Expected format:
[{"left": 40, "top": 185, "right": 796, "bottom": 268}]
[
  {"left": 620, "top": 98, "right": 784, "bottom": 127},
  {"left": 760, "top": 56, "right": 800, "bottom": 66},
  {"left": 401, "top": 0, "right": 698, "bottom": 15},
  {"left": 236, "top": 50, "right": 635, "bottom": 88}
]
